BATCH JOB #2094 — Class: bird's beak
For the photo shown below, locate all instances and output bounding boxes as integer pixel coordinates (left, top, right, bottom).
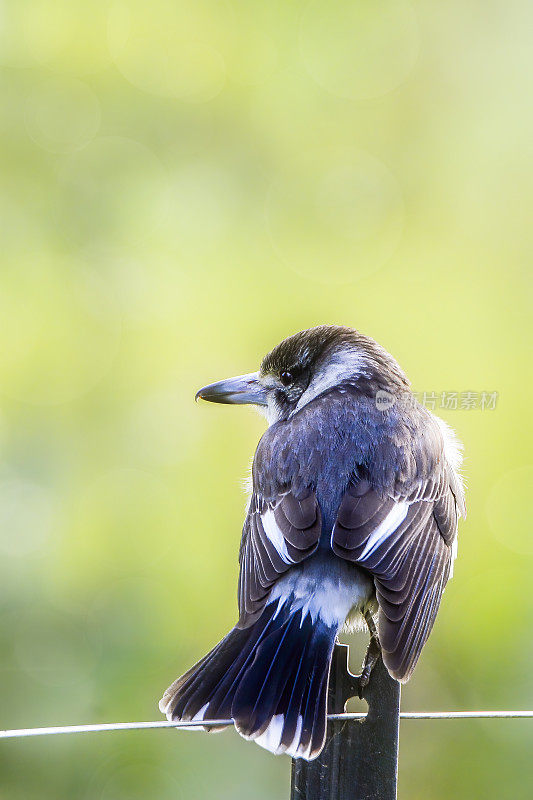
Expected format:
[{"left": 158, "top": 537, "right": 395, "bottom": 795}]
[{"left": 195, "top": 372, "right": 268, "bottom": 406}]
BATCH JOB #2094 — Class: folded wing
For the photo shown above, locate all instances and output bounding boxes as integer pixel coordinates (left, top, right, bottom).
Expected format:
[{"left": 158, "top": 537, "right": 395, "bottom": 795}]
[
  {"left": 331, "top": 477, "right": 461, "bottom": 681},
  {"left": 238, "top": 489, "right": 322, "bottom": 625}
]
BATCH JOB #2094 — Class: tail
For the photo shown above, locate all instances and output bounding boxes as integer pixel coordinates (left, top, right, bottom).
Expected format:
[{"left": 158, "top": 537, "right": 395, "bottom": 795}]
[{"left": 159, "top": 598, "right": 337, "bottom": 760}]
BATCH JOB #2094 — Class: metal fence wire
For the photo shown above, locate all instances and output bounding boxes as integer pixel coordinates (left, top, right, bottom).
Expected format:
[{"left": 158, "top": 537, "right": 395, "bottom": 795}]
[
  {"left": 3, "top": 710, "right": 532, "bottom": 740},
  {"left": 2, "top": 646, "right": 532, "bottom": 800}
]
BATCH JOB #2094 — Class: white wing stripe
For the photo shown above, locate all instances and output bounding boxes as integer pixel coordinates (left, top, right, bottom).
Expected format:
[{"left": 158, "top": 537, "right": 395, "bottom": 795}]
[
  {"left": 358, "top": 502, "right": 409, "bottom": 560},
  {"left": 261, "top": 509, "right": 292, "bottom": 563},
  {"left": 449, "top": 536, "right": 458, "bottom": 578}
]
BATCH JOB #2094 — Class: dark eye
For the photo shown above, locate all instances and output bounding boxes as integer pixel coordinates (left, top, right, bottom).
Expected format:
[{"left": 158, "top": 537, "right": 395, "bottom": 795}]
[{"left": 280, "top": 370, "right": 293, "bottom": 387}]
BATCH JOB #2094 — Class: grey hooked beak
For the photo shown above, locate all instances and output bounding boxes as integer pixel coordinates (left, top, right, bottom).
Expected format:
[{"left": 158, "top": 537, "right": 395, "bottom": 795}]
[{"left": 195, "top": 371, "right": 268, "bottom": 406}]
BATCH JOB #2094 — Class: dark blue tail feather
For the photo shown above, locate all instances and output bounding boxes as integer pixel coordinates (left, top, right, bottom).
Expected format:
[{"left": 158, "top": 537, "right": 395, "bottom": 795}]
[{"left": 159, "top": 599, "right": 337, "bottom": 759}]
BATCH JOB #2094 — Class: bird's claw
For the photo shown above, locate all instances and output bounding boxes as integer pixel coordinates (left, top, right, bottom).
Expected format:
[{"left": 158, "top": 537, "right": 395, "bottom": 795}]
[
  {"left": 357, "top": 669, "right": 372, "bottom": 699},
  {"left": 357, "top": 631, "right": 381, "bottom": 698}
]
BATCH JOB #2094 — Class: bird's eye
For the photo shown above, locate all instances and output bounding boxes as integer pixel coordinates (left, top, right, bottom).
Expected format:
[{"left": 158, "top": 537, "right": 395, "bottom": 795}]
[{"left": 280, "top": 370, "right": 293, "bottom": 387}]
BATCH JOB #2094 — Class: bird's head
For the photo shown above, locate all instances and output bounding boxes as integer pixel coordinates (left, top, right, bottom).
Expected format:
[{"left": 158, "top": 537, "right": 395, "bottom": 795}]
[{"left": 195, "top": 325, "right": 409, "bottom": 424}]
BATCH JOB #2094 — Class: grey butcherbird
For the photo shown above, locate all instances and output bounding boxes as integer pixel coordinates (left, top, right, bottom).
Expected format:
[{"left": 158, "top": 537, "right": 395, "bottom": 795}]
[{"left": 159, "top": 325, "right": 465, "bottom": 760}]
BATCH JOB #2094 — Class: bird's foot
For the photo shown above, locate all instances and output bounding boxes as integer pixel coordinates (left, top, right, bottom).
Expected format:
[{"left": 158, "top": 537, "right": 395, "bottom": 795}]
[{"left": 357, "top": 614, "right": 382, "bottom": 699}]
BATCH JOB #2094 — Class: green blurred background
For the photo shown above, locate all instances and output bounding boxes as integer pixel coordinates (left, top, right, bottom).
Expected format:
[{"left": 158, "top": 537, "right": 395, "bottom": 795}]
[{"left": 0, "top": 1, "right": 532, "bottom": 798}]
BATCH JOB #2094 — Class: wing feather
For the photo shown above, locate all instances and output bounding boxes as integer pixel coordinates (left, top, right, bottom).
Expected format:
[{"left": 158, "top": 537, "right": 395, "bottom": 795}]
[
  {"left": 332, "top": 476, "right": 462, "bottom": 681},
  {"left": 238, "top": 489, "right": 321, "bottom": 625}
]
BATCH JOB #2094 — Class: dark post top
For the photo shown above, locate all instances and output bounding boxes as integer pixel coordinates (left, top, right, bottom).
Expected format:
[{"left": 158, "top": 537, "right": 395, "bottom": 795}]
[{"left": 290, "top": 643, "right": 401, "bottom": 800}]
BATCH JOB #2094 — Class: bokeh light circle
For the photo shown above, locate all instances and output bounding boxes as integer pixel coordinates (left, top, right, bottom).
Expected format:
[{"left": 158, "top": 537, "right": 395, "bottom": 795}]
[
  {"left": 24, "top": 77, "right": 101, "bottom": 154},
  {"left": 159, "top": 159, "right": 242, "bottom": 247},
  {"left": 224, "top": 26, "right": 278, "bottom": 86},
  {"left": 266, "top": 148, "right": 404, "bottom": 284},
  {"left": 21, "top": 0, "right": 111, "bottom": 75},
  {"left": 108, "top": 1, "right": 226, "bottom": 102},
  {"left": 0, "top": 480, "right": 55, "bottom": 557},
  {"left": 57, "top": 136, "right": 167, "bottom": 249},
  {"left": 300, "top": 0, "right": 419, "bottom": 100}
]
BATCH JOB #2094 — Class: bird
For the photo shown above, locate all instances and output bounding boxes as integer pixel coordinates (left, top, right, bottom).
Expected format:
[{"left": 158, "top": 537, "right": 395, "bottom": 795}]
[{"left": 159, "top": 325, "right": 465, "bottom": 760}]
